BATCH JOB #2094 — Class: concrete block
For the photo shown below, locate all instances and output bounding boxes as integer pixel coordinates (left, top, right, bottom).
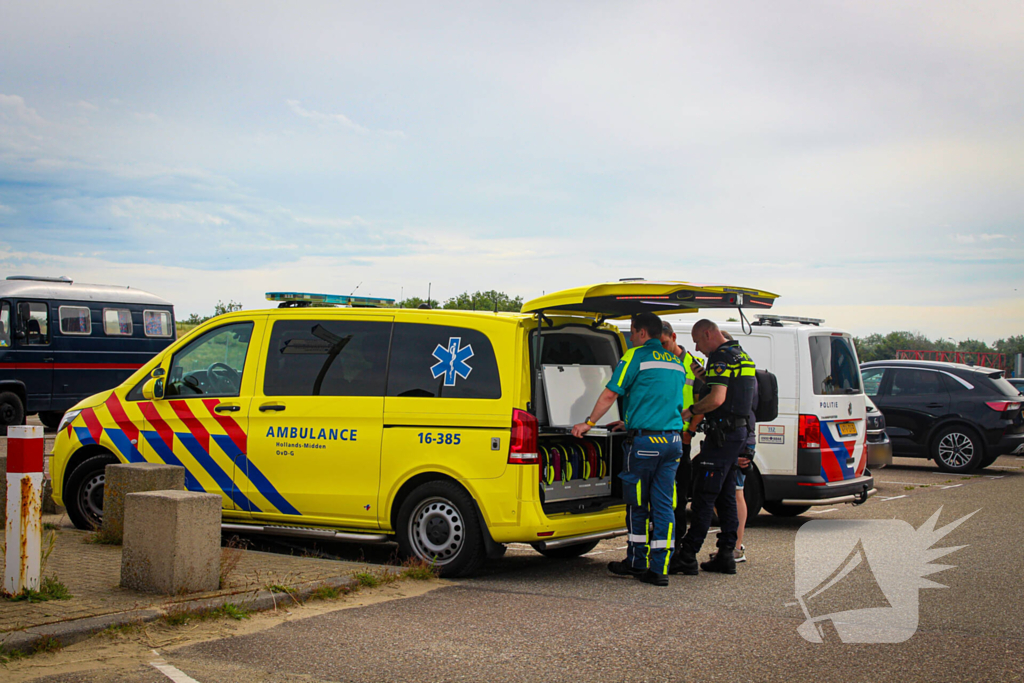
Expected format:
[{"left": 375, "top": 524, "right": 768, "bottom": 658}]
[
  {"left": 102, "top": 463, "right": 185, "bottom": 544},
  {"left": 120, "top": 490, "right": 222, "bottom": 594}
]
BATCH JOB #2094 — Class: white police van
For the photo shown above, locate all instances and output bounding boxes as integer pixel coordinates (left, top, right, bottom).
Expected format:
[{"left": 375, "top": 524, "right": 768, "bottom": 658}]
[{"left": 618, "top": 314, "right": 876, "bottom": 518}]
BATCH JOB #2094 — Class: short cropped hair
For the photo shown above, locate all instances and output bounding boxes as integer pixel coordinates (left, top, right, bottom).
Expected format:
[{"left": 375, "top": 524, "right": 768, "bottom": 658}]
[
  {"left": 632, "top": 312, "right": 663, "bottom": 340},
  {"left": 692, "top": 319, "right": 719, "bottom": 337},
  {"left": 661, "top": 320, "right": 674, "bottom": 337},
  {"left": 722, "top": 331, "right": 733, "bottom": 340}
]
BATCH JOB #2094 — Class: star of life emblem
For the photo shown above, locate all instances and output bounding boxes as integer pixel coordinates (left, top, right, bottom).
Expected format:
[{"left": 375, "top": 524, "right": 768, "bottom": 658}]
[{"left": 431, "top": 337, "right": 474, "bottom": 387}]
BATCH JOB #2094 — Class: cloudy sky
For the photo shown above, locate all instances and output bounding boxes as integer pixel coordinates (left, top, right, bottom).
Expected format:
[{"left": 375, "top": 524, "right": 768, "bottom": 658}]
[{"left": 1, "top": 1, "right": 1022, "bottom": 340}]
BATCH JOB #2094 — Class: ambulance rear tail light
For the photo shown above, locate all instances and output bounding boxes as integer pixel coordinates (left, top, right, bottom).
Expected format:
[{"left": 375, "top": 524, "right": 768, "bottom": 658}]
[
  {"left": 508, "top": 409, "right": 539, "bottom": 464},
  {"left": 986, "top": 401, "right": 1022, "bottom": 413},
  {"left": 798, "top": 414, "right": 822, "bottom": 449}
]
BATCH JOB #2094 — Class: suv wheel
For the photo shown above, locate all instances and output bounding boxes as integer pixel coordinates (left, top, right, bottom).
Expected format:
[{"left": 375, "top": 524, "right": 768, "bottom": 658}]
[
  {"left": 65, "top": 453, "right": 118, "bottom": 530},
  {"left": 0, "top": 391, "right": 25, "bottom": 428},
  {"left": 396, "top": 481, "right": 485, "bottom": 578},
  {"left": 933, "top": 425, "right": 984, "bottom": 473}
]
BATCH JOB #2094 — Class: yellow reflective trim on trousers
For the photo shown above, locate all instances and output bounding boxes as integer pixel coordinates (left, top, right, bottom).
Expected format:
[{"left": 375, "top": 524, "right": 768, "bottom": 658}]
[
  {"left": 636, "top": 479, "right": 642, "bottom": 506},
  {"left": 663, "top": 522, "right": 674, "bottom": 574},
  {"left": 617, "top": 347, "right": 639, "bottom": 387},
  {"left": 672, "top": 482, "right": 677, "bottom": 509}
]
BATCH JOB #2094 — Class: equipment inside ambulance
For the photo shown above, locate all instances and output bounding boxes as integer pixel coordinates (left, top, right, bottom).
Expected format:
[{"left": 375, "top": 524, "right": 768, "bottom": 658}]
[{"left": 50, "top": 281, "right": 779, "bottom": 576}]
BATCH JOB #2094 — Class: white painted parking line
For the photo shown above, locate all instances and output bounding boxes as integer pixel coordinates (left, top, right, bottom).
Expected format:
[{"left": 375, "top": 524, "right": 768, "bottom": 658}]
[
  {"left": 879, "top": 480, "right": 964, "bottom": 486},
  {"left": 150, "top": 652, "right": 201, "bottom": 683},
  {"left": 940, "top": 484, "right": 963, "bottom": 490},
  {"left": 583, "top": 545, "right": 629, "bottom": 557},
  {"left": 985, "top": 476, "right": 1005, "bottom": 480},
  {"left": 808, "top": 508, "right": 838, "bottom": 515},
  {"left": 878, "top": 495, "right": 907, "bottom": 501}
]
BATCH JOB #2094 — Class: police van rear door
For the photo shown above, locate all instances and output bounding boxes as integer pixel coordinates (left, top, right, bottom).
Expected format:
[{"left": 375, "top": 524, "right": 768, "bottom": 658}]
[{"left": 805, "top": 331, "right": 867, "bottom": 483}]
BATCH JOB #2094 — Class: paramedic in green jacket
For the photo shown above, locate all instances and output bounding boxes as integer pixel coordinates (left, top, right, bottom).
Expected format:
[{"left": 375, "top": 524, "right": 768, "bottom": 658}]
[{"left": 573, "top": 312, "right": 686, "bottom": 587}]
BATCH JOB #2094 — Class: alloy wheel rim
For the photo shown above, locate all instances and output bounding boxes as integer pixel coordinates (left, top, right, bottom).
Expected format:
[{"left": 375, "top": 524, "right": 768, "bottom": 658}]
[
  {"left": 408, "top": 497, "right": 463, "bottom": 566},
  {"left": 938, "top": 432, "right": 974, "bottom": 468}
]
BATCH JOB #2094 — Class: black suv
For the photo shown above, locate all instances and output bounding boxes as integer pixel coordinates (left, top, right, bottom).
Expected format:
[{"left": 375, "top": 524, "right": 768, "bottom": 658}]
[{"left": 860, "top": 360, "right": 1024, "bottom": 473}]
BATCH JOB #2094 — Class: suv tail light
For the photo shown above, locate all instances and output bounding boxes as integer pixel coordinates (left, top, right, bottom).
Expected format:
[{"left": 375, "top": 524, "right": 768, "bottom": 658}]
[
  {"left": 798, "top": 414, "right": 822, "bottom": 449},
  {"left": 508, "top": 409, "right": 539, "bottom": 464},
  {"left": 986, "top": 401, "right": 1022, "bottom": 413}
]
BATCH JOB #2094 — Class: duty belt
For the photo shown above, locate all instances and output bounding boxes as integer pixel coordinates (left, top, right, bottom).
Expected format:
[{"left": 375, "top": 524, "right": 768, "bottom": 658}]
[{"left": 628, "top": 429, "right": 676, "bottom": 436}]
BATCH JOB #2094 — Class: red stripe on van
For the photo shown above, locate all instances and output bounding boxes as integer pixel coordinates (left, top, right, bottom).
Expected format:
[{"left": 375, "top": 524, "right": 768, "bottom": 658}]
[
  {"left": 169, "top": 400, "right": 211, "bottom": 453},
  {"left": 105, "top": 393, "right": 139, "bottom": 445},
  {"left": 80, "top": 407, "right": 104, "bottom": 444},
  {"left": 202, "top": 399, "right": 247, "bottom": 455},
  {"left": 139, "top": 402, "right": 176, "bottom": 452},
  {"left": 820, "top": 443, "right": 845, "bottom": 482},
  {"left": 5, "top": 363, "right": 144, "bottom": 370}
]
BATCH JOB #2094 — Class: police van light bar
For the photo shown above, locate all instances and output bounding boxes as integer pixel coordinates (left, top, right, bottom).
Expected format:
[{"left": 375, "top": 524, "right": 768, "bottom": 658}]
[
  {"left": 266, "top": 292, "right": 396, "bottom": 308},
  {"left": 754, "top": 314, "right": 825, "bottom": 326}
]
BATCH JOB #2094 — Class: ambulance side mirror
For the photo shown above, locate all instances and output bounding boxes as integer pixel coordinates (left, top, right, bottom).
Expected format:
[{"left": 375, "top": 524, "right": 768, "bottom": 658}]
[{"left": 142, "top": 377, "right": 164, "bottom": 400}]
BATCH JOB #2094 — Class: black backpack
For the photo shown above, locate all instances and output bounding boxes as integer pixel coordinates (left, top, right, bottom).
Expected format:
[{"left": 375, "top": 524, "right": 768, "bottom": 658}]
[{"left": 753, "top": 369, "right": 779, "bottom": 423}]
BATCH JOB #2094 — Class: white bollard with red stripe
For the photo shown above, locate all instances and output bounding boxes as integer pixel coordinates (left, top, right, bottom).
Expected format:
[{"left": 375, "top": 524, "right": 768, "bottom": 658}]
[{"left": 5, "top": 425, "right": 44, "bottom": 594}]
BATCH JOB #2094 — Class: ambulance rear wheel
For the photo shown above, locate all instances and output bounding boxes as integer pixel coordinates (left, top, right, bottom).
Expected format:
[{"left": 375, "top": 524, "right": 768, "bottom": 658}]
[
  {"left": 397, "top": 481, "right": 485, "bottom": 578},
  {"left": 66, "top": 453, "right": 118, "bottom": 530},
  {"left": 531, "top": 540, "right": 600, "bottom": 559}
]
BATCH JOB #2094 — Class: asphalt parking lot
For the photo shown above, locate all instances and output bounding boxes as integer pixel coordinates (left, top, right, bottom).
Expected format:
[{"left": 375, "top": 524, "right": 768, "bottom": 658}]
[{"left": 8, "top": 454, "right": 1023, "bottom": 682}]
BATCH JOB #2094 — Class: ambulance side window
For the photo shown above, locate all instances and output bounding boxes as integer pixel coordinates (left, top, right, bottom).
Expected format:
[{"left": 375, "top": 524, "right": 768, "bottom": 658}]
[
  {"left": 386, "top": 323, "right": 501, "bottom": 399},
  {"left": 166, "top": 322, "right": 254, "bottom": 397},
  {"left": 263, "top": 319, "right": 391, "bottom": 397}
]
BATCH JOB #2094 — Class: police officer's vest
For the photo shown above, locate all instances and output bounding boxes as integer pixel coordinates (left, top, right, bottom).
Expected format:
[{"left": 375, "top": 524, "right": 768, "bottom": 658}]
[{"left": 706, "top": 342, "right": 756, "bottom": 419}]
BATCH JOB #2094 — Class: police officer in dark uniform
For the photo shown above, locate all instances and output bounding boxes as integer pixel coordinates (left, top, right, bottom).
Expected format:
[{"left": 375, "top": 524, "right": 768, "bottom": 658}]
[{"left": 671, "top": 319, "right": 756, "bottom": 576}]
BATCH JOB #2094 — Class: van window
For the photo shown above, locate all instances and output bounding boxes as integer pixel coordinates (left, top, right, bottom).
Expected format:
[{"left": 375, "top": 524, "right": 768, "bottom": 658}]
[
  {"left": 535, "top": 329, "right": 620, "bottom": 366},
  {"left": 0, "top": 302, "right": 9, "bottom": 347},
  {"left": 103, "top": 308, "right": 133, "bottom": 336},
  {"left": 263, "top": 320, "right": 391, "bottom": 397},
  {"left": 387, "top": 323, "right": 501, "bottom": 399},
  {"left": 166, "top": 322, "right": 253, "bottom": 397},
  {"left": 59, "top": 305, "right": 92, "bottom": 335},
  {"left": 861, "top": 367, "right": 885, "bottom": 397},
  {"left": 18, "top": 302, "right": 49, "bottom": 346},
  {"left": 891, "top": 369, "right": 943, "bottom": 397},
  {"left": 808, "top": 335, "right": 861, "bottom": 395},
  {"left": 144, "top": 310, "right": 173, "bottom": 338}
]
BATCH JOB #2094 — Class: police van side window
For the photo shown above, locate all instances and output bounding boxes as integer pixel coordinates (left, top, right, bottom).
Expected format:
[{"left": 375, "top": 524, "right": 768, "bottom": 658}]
[
  {"left": 166, "top": 322, "right": 254, "bottom": 397},
  {"left": 18, "top": 302, "right": 49, "bottom": 346},
  {"left": 263, "top": 320, "right": 391, "bottom": 397},
  {"left": 387, "top": 323, "right": 501, "bottom": 399},
  {"left": 808, "top": 335, "right": 861, "bottom": 395}
]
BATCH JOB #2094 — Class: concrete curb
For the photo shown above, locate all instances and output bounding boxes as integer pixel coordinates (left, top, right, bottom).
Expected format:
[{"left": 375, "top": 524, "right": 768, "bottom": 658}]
[{"left": 0, "top": 566, "right": 403, "bottom": 657}]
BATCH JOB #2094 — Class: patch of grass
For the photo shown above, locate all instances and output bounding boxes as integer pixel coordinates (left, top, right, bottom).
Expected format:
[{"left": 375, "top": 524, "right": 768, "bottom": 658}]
[
  {"left": 309, "top": 585, "right": 343, "bottom": 601},
  {"left": 164, "top": 602, "right": 251, "bottom": 626},
  {"left": 266, "top": 584, "right": 295, "bottom": 595},
  {"left": 0, "top": 647, "right": 27, "bottom": 664},
  {"left": 31, "top": 637, "right": 63, "bottom": 656},
  {"left": 43, "top": 522, "right": 61, "bottom": 531},
  {"left": 103, "top": 622, "right": 142, "bottom": 637},
  {"left": 354, "top": 572, "right": 380, "bottom": 588},
  {"left": 400, "top": 557, "right": 439, "bottom": 581},
  {"left": 4, "top": 576, "right": 72, "bottom": 603},
  {"left": 903, "top": 485, "right": 915, "bottom": 490}
]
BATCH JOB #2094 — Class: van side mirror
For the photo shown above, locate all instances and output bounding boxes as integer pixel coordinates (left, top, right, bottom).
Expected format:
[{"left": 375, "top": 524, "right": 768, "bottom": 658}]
[
  {"left": 151, "top": 367, "right": 165, "bottom": 377},
  {"left": 142, "top": 377, "right": 164, "bottom": 400}
]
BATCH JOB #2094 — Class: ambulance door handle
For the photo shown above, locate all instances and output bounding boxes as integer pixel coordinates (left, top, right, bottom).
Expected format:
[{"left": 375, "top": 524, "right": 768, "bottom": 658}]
[
  {"left": 215, "top": 404, "right": 241, "bottom": 413},
  {"left": 259, "top": 404, "right": 286, "bottom": 412}
]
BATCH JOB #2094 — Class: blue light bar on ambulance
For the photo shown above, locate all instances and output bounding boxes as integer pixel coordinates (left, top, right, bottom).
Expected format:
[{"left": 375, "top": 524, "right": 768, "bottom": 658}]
[{"left": 266, "top": 292, "right": 395, "bottom": 307}]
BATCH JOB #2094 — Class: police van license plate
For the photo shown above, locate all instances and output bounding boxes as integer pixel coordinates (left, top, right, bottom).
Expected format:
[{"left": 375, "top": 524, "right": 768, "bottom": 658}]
[{"left": 837, "top": 422, "right": 858, "bottom": 437}]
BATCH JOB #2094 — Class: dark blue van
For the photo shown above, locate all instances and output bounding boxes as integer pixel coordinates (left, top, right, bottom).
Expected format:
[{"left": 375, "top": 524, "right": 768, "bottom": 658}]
[{"left": 0, "top": 275, "right": 176, "bottom": 429}]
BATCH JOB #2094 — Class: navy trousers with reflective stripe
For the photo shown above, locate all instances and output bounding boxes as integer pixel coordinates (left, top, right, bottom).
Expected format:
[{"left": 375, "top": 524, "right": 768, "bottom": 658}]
[
  {"left": 681, "top": 427, "right": 746, "bottom": 555},
  {"left": 619, "top": 434, "right": 682, "bottom": 574}
]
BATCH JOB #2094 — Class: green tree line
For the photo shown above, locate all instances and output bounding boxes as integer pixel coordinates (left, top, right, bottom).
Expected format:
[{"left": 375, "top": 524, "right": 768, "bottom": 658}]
[{"left": 854, "top": 331, "right": 1024, "bottom": 362}]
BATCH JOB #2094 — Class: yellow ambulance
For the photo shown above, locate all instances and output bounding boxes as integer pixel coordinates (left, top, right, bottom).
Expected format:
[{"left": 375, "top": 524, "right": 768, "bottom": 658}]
[{"left": 51, "top": 281, "right": 778, "bottom": 576}]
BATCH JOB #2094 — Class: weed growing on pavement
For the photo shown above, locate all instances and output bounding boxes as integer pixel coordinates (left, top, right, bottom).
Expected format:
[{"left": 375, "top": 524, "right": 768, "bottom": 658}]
[
  {"left": 4, "top": 576, "right": 72, "bottom": 603},
  {"left": 219, "top": 536, "right": 248, "bottom": 589},
  {"left": 31, "top": 637, "right": 63, "bottom": 655},
  {"left": 42, "top": 522, "right": 60, "bottom": 531},
  {"left": 354, "top": 572, "right": 379, "bottom": 588},
  {"left": 355, "top": 568, "right": 400, "bottom": 589},
  {"left": 84, "top": 527, "right": 121, "bottom": 545},
  {"left": 0, "top": 646, "right": 27, "bottom": 665},
  {"left": 103, "top": 621, "right": 142, "bottom": 637},
  {"left": 309, "top": 584, "right": 349, "bottom": 601},
  {"left": 400, "top": 556, "right": 439, "bottom": 580},
  {"left": 266, "top": 584, "right": 296, "bottom": 596},
  {"left": 163, "top": 602, "right": 252, "bottom": 626},
  {"left": 904, "top": 486, "right": 914, "bottom": 490}
]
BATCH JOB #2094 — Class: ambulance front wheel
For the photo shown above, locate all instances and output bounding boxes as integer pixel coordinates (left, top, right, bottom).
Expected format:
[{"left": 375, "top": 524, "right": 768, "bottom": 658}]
[
  {"left": 65, "top": 453, "right": 118, "bottom": 530},
  {"left": 397, "top": 481, "right": 485, "bottom": 578}
]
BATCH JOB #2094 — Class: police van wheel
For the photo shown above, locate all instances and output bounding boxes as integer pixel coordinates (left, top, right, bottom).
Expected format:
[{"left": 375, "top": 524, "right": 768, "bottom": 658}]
[
  {"left": 531, "top": 540, "right": 600, "bottom": 559},
  {"left": 66, "top": 453, "right": 118, "bottom": 530},
  {"left": 0, "top": 391, "right": 25, "bottom": 428},
  {"left": 397, "top": 481, "right": 485, "bottom": 578}
]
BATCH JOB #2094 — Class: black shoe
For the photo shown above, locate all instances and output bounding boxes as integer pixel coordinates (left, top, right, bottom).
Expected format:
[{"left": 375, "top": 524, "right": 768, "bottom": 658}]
[
  {"left": 637, "top": 570, "right": 669, "bottom": 587},
  {"left": 700, "top": 546, "right": 737, "bottom": 574},
  {"left": 607, "top": 560, "right": 644, "bottom": 578},
  {"left": 668, "top": 548, "right": 698, "bottom": 575}
]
